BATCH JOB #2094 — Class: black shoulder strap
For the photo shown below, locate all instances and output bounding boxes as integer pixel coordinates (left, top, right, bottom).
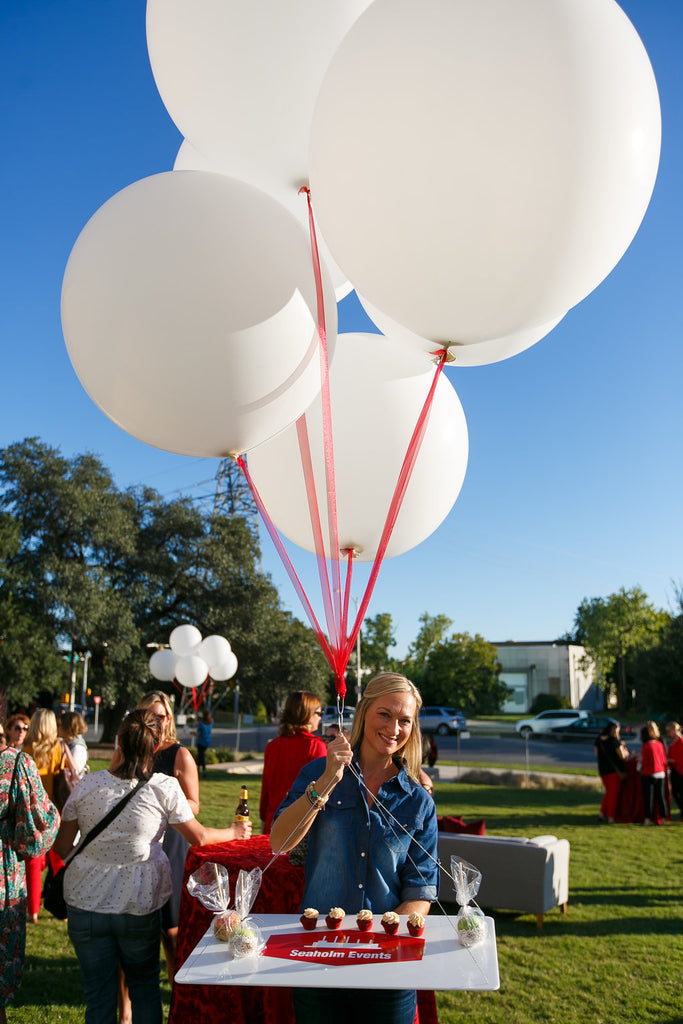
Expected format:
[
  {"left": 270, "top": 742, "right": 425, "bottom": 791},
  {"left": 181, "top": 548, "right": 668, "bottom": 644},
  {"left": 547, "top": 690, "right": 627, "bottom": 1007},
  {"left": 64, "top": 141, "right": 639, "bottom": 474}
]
[{"left": 65, "top": 774, "right": 150, "bottom": 866}]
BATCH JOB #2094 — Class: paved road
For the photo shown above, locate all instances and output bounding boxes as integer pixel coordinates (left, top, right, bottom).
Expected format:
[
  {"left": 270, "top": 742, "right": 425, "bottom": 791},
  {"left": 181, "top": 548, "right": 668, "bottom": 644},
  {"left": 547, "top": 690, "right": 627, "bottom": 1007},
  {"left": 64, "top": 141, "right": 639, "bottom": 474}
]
[
  {"left": 88, "top": 721, "right": 635, "bottom": 771},
  {"left": 178, "top": 724, "right": 628, "bottom": 771}
]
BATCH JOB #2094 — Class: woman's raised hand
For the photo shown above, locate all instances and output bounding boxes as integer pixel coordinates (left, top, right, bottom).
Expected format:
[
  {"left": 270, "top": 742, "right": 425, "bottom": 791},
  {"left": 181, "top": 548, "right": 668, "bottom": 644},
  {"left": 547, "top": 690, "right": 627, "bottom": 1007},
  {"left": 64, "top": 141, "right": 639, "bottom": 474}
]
[{"left": 325, "top": 732, "right": 353, "bottom": 782}]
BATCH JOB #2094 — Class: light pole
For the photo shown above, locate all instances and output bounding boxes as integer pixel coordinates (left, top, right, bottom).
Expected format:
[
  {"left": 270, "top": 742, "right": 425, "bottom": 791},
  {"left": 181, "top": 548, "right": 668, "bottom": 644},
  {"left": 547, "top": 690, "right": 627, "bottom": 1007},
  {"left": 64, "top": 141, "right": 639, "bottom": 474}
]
[{"left": 80, "top": 651, "right": 91, "bottom": 708}]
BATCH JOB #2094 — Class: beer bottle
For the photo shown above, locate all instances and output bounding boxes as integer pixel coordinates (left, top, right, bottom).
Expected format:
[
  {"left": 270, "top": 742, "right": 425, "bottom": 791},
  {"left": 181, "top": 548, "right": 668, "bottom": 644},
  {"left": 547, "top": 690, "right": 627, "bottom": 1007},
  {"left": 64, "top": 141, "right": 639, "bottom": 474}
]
[{"left": 234, "top": 786, "right": 250, "bottom": 822}]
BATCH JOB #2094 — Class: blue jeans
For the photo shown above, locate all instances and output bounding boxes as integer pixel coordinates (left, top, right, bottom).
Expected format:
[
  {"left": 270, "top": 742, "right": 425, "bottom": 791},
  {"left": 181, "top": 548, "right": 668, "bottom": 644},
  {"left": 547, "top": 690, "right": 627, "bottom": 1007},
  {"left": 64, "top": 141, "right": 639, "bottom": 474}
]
[
  {"left": 67, "top": 905, "right": 162, "bottom": 1024},
  {"left": 293, "top": 987, "right": 416, "bottom": 1024}
]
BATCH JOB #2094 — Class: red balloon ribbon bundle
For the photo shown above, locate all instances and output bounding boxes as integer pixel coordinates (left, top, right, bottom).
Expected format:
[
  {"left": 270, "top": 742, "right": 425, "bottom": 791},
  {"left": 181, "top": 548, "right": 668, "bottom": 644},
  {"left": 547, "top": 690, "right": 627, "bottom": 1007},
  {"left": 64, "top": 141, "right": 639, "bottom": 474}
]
[{"left": 238, "top": 189, "right": 447, "bottom": 698}]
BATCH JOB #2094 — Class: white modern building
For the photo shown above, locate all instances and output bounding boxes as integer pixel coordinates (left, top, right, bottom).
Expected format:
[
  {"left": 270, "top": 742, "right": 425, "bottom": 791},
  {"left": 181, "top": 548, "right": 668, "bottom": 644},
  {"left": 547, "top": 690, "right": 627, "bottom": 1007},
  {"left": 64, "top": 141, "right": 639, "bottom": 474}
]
[{"left": 492, "top": 640, "right": 601, "bottom": 714}]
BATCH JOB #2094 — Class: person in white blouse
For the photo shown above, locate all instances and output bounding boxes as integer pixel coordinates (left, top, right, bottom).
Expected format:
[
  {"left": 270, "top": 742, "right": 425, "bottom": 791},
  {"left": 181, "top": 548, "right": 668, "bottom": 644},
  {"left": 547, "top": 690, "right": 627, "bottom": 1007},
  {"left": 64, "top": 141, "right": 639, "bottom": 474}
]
[
  {"left": 58, "top": 711, "right": 89, "bottom": 779},
  {"left": 53, "top": 708, "right": 251, "bottom": 1024}
]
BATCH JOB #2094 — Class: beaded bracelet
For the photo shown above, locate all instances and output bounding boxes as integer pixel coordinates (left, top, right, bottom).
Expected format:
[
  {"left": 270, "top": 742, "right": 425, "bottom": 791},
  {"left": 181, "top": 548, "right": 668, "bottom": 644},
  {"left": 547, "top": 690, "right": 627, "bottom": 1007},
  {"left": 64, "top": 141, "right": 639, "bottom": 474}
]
[{"left": 305, "top": 782, "right": 329, "bottom": 810}]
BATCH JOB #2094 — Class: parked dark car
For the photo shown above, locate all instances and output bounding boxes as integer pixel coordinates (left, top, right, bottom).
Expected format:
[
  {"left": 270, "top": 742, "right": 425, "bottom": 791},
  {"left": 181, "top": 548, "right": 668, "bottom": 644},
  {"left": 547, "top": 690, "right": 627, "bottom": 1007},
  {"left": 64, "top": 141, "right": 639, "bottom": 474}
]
[
  {"left": 54, "top": 702, "right": 94, "bottom": 723},
  {"left": 550, "top": 715, "right": 636, "bottom": 742}
]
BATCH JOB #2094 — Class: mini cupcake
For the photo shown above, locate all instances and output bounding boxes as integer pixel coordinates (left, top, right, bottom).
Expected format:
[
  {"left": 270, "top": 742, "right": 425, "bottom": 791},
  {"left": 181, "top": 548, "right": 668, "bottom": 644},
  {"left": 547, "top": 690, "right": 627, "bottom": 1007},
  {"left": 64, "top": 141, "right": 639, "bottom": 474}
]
[
  {"left": 300, "top": 908, "right": 319, "bottom": 931},
  {"left": 325, "top": 907, "right": 345, "bottom": 930},
  {"left": 407, "top": 912, "right": 425, "bottom": 937},
  {"left": 381, "top": 911, "right": 400, "bottom": 935},
  {"left": 356, "top": 908, "right": 374, "bottom": 932}
]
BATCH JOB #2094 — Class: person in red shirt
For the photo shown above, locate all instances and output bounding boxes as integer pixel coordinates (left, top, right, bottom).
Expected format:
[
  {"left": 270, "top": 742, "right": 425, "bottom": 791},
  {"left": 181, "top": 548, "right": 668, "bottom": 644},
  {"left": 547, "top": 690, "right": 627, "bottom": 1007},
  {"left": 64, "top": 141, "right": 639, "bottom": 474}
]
[
  {"left": 260, "top": 692, "right": 327, "bottom": 833},
  {"left": 639, "top": 721, "right": 668, "bottom": 826},
  {"left": 665, "top": 721, "right": 683, "bottom": 819}
]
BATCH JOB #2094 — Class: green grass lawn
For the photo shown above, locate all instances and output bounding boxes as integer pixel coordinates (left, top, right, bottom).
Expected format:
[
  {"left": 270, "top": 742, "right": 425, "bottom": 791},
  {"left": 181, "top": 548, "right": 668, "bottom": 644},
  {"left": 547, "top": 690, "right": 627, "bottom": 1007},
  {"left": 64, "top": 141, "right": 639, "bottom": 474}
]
[{"left": 12, "top": 767, "right": 683, "bottom": 1024}]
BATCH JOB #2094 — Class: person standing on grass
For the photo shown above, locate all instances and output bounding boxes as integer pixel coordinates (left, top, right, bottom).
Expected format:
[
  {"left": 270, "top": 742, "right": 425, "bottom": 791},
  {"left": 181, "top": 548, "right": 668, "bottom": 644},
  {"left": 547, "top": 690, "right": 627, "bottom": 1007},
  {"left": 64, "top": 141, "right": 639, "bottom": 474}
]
[
  {"left": 595, "top": 721, "right": 629, "bottom": 823},
  {"left": 639, "top": 721, "right": 668, "bottom": 826},
  {"left": 664, "top": 721, "right": 683, "bottom": 819},
  {"left": 259, "top": 691, "right": 327, "bottom": 833},
  {"left": 193, "top": 709, "right": 213, "bottom": 779},
  {"left": 271, "top": 673, "right": 438, "bottom": 1024},
  {"left": 110, "top": 690, "right": 200, "bottom": 1023},
  {"left": 0, "top": 738, "right": 59, "bottom": 1024},
  {"left": 54, "top": 708, "right": 250, "bottom": 1024}
]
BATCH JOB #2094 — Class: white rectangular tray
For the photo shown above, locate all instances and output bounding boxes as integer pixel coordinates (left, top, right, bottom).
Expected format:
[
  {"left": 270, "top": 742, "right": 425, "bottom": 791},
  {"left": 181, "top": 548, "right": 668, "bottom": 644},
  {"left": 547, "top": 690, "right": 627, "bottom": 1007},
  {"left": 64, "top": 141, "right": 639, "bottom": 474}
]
[{"left": 175, "top": 914, "right": 499, "bottom": 991}]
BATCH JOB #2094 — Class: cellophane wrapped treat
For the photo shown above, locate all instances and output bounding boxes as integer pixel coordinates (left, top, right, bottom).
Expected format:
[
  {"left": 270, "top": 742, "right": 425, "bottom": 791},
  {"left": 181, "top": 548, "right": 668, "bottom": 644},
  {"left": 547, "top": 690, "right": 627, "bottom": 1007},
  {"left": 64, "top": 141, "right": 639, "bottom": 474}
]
[
  {"left": 186, "top": 863, "right": 235, "bottom": 940},
  {"left": 450, "top": 856, "right": 486, "bottom": 947},
  {"left": 229, "top": 867, "right": 264, "bottom": 959},
  {"left": 186, "top": 863, "right": 264, "bottom": 957}
]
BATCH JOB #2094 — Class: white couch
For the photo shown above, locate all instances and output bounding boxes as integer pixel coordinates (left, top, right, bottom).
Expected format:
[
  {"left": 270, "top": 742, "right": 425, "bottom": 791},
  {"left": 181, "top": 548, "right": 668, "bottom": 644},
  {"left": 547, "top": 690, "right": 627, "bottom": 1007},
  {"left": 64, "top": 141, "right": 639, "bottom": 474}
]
[{"left": 437, "top": 832, "right": 570, "bottom": 929}]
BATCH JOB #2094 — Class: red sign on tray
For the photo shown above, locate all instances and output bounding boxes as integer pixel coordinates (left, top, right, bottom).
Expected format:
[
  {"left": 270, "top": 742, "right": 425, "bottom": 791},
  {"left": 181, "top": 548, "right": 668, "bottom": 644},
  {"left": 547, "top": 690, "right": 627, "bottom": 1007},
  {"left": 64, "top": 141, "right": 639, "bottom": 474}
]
[{"left": 262, "top": 929, "right": 425, "bottom": 966}]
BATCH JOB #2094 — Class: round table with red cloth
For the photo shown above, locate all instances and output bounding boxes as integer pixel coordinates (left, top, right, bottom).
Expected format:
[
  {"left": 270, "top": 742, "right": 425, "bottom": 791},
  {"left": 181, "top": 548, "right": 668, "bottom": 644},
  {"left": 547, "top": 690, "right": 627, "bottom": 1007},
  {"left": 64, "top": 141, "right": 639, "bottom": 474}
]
[
  {"left": 168, "top": 834, "right": 439, "bottom": 1024},
  {"left": 613, "top": 756, "right": 670, "bottom": 824}
]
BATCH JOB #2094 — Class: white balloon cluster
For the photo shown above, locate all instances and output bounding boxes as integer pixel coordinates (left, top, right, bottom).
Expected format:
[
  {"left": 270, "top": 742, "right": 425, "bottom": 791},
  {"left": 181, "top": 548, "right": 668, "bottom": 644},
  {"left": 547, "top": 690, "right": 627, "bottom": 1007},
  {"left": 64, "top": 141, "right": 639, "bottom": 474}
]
[
  {"left": 148, "top": 625, "right": 238, "bottom": 689},
  {"left": 60, "top": 0, "right": 661, "bottom": 571}
]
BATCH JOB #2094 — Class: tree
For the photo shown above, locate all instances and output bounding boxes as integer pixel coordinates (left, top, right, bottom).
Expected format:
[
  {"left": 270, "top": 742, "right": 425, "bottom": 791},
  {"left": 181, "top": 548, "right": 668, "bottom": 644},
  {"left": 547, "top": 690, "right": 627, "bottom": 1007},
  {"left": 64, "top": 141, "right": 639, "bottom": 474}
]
[
  {"left": 572, "top": 586, "right": 666, "bottom": 711},
  {"left": 0, "top": 438, "right": 331, "bottom": 729},
  {"left": 420, "top": 632, "right": 508, "bottom": 715},
  {"left": 403, "top": 612, "right": 453, "bottom": 686},
  {"left": 360, "top": 613, "right": 399, "bottom": 678},
  {"left": 630, "top": 584, "right": 683, "bottom": 717}
]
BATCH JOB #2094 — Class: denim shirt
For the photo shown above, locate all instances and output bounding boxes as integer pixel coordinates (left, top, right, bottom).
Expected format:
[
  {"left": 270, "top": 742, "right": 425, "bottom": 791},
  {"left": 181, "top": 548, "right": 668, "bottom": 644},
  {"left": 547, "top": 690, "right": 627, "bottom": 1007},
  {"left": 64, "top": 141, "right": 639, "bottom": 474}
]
[{"left": 274, "top": 756, "right": 439, "bottom": 915}]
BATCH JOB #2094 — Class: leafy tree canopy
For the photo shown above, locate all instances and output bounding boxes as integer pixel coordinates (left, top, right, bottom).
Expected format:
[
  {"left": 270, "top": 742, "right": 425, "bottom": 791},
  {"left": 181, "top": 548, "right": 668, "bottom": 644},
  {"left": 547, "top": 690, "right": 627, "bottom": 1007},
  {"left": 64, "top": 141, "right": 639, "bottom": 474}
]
[
  {"left": 0, "top": 438, "right": 330, "bottom": 730},
  {"left": 420, "top": 631, "right": 508, "bottom": 715},
  {"left": 572, "top": 585, "right": 667, "bottom": 710}
]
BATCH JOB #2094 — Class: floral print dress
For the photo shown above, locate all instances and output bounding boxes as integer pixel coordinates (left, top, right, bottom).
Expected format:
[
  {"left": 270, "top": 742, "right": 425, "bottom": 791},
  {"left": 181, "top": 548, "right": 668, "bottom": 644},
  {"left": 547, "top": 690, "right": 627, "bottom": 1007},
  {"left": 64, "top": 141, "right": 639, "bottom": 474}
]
[{"left": 0, "top": 746, "right": 60, "bottom": 1007}]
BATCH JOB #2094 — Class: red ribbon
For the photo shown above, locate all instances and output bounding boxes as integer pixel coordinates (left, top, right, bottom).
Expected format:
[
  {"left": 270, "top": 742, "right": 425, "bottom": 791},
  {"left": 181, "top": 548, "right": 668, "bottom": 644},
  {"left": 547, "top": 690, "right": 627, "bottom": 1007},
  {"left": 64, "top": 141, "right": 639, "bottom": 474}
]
[{"left": 238, "top": 191, "right": 448, "bottom": 699}]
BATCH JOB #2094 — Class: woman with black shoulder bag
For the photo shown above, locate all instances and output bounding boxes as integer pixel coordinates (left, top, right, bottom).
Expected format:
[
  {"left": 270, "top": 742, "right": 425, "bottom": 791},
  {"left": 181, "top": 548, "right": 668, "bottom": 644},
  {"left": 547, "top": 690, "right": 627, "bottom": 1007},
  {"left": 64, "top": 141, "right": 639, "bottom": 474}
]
[{"left": 53, "top": 707, "right": 251, "bottom": 1024}]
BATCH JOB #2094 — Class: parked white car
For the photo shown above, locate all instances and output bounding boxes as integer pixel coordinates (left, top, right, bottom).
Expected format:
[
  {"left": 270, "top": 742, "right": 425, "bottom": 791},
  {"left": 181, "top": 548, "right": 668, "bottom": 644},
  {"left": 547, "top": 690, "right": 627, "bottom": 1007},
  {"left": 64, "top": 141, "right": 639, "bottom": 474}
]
[{"left": 515, "top": 709, "right": 588, "bottom": 738}]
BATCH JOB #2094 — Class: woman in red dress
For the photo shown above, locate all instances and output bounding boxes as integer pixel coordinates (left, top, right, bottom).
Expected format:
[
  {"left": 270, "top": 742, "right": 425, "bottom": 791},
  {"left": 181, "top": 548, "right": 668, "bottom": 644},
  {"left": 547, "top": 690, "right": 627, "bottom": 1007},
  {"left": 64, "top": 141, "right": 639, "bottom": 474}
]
[
  {"left": 665, "top": 721, "right": 683, "bottom": 819},
  {"left": 260, "top": 692, "right": 327, "bottom": 833}
]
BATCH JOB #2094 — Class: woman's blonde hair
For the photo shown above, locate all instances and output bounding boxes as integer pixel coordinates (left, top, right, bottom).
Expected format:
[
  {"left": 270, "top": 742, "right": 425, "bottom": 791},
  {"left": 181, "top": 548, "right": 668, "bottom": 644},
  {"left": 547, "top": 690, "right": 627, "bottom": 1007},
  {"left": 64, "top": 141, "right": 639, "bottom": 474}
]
[
  {"left": 348, "top": 673, "right": 423, "bottom": 781},
  {"left": 136, "top": 691, "right": 177, "bottom": 743},
  {"left": 665, "top": 721, "right": 681, "bottom": 737},
  {"left": 24, "top": 708, "right": 60, "bottom": 769},
  {"left": 646, "top": 720, "right": 661, "bottom": 741}
]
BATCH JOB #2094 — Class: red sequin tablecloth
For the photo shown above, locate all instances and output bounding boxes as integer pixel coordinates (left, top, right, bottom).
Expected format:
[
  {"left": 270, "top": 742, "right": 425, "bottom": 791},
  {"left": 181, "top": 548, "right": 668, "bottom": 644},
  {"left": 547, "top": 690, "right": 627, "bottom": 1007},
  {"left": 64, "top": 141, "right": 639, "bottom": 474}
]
[
  {"left": 168, "top": 835, "right": 439, "bottom": 1024},
  {"left": 614, "top": 757, "right": 670, "bottom": 824}
]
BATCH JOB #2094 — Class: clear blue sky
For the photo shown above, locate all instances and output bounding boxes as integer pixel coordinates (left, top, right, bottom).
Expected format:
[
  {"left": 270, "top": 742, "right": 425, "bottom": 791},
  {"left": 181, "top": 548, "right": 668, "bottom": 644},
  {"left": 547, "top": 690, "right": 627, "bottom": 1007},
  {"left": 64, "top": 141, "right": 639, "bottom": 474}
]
[{"left": 2, "top": 1, "right": 682, "bottom": 658}]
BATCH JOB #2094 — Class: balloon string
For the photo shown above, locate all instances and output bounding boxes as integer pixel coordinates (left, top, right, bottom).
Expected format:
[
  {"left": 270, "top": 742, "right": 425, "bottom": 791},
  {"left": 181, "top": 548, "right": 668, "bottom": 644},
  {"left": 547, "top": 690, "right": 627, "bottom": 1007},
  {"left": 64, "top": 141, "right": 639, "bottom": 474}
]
[
  {"left": 236, "top": 456, "right": 336, "bottom": 672},
  {"left": 299, "top": 187, "right": 343, "bottom": 636},
  {"left": 295, "top": 415, "right": 340, "bottom": 651},
  {"left": 342, "top": 352, "right": 448, "bottom": 665}
]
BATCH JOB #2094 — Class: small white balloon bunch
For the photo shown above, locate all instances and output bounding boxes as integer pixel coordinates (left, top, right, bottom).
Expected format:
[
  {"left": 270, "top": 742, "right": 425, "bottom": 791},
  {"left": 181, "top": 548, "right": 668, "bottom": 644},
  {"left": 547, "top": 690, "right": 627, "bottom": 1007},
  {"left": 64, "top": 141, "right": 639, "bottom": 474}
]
[{"left": 148, "top": 625, "right": 237, "bottom": 688}]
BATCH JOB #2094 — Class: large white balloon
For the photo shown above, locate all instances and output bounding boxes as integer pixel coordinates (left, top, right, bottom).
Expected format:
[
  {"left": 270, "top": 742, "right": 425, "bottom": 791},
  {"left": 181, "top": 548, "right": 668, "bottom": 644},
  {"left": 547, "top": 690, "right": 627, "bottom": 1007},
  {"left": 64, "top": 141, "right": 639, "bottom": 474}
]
[
  {"left": 358, "top": 295, "right": 565, "bottom": 368},
  {"left": 247, "top": 333, "right": 469, "bottom": 561},
  {"left": 199, "top": 634, "right": 232, "bottom": 668},
  {"left": 147, "top": 0, "right": 370, "bottom": 224},
  {"left": 148, "top": 649, "right": 178, "bottom": 682},
  {"left": 169, "top": 624, "right": 202, "bottom": 657},
  {"left": 174, "top": 140, "right": 352, "bottom": 301},
  {"left": 211, "top": 652, "right": 238, "bottom": 682},
  {"left": 176, "top": 654, "right": 210, "bottom": 689},
  {"left": 61, "top": 171, "right": 337, "bottom": 457},
  {"left": 310, "top": 0, "right": 661, "bottom": 344}
]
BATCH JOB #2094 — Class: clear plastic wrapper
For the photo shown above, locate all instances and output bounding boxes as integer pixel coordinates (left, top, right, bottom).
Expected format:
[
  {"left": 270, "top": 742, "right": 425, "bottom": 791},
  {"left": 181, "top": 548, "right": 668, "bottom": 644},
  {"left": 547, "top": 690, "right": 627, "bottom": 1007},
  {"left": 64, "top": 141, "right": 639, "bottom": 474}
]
[
  {"left": 450, "top": 856, "right": 486, "bottom": 947},
  {"left": 186, "top": 863, "right": 264, "bottom": 957}
]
